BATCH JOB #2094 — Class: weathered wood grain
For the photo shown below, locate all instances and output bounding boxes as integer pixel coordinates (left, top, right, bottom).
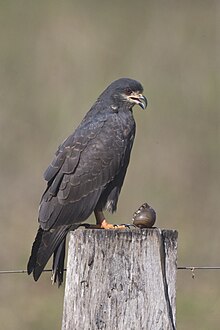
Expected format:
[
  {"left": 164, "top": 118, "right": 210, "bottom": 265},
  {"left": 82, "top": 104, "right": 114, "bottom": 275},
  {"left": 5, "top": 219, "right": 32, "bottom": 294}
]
[{"left": 62, "top": 228, "right": 178, "bottom": 330}]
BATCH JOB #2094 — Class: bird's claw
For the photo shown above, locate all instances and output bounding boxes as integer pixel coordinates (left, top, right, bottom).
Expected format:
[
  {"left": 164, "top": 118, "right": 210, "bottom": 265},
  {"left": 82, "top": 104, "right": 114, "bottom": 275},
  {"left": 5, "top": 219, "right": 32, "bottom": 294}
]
[
  {"left": 77, "top": 223, "right": 96, "bottom": 229},
  {"left": 112, "top": 223, "right": 134, "bottom": 229},
  {"left": 119, "top": 223, "right": 136, "bottom": 229},
  {"left": 78, "top": 222, "right": 135, "bottom": 230}
]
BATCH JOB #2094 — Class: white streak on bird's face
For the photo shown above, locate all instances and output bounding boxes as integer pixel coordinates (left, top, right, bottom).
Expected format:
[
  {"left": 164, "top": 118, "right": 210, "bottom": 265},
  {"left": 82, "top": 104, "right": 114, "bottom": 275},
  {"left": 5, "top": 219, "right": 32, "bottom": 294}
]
[{"left": 122, "top": 91, "right": 147, "bottom": 110}]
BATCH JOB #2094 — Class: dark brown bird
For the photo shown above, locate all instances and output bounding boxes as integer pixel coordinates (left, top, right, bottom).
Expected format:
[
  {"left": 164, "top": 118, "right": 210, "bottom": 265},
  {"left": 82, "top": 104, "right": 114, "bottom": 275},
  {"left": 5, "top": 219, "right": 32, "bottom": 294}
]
[{"left": 27, "top": 78, "right": 147, "bottom": 286}]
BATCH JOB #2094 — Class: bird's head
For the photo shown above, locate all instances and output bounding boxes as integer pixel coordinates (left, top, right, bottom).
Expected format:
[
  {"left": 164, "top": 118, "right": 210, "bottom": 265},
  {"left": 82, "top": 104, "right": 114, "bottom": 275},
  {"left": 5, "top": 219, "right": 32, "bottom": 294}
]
[{"left": 100, "top": 78, "right": 147, "bottom": 111}]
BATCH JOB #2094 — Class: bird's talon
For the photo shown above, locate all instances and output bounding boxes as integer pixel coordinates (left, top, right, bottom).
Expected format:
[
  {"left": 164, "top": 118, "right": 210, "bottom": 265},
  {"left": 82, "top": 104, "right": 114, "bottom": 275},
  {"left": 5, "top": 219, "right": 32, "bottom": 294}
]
[
  {"left": 77, "top": 223, "right": 92, "bottom": 229},
  {"left": 120, "top": 224, "right": 135, "bottom": 229}
]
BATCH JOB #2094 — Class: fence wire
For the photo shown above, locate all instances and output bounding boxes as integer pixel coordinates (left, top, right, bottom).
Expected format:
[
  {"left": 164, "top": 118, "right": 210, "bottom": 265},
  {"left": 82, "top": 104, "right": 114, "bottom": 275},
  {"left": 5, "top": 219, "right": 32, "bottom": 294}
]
[{"left": 1, "top": 266, "right": 220, "bottom": 276}]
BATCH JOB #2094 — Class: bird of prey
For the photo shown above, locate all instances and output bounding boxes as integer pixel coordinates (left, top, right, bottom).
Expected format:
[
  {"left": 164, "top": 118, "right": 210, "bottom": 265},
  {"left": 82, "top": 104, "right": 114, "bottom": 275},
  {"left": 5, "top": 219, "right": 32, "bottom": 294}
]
[{"left": 27, "top": 78, "right": 147, "bottom": 286}]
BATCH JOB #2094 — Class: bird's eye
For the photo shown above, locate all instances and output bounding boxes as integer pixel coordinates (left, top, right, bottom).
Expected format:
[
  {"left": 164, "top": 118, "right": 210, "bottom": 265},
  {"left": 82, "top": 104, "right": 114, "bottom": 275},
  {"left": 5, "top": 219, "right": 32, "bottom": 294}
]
[{"left": 125, "top": 87, "right": 132, "bottom": 95}]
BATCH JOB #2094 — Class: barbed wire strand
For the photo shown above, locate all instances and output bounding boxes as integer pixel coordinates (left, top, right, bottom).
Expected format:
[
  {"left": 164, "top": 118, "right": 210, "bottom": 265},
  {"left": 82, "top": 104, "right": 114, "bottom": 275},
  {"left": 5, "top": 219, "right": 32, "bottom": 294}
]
[
  {"left": 177, "top": 266, "right": 220, "bottom": 270},
  {"left": 0, "top": 266, "right": 220, "bottom": 275},
  {"left": 0, "top": 269, "right": 65, "bottom": 274}
]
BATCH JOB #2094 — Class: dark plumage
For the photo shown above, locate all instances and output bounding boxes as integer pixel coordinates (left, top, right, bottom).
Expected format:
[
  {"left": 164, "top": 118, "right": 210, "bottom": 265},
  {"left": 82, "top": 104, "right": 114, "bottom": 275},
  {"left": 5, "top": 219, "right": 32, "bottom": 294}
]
[{"left": 27, "top": 78, "right": 147, "bottom": 286}]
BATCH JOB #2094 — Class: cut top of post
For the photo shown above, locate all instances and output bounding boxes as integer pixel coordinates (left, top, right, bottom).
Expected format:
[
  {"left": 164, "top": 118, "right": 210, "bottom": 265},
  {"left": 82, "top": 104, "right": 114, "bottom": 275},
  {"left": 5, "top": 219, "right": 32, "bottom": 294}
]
[{"left": 62, "top": 228, "right": 178, "bottom": 330}]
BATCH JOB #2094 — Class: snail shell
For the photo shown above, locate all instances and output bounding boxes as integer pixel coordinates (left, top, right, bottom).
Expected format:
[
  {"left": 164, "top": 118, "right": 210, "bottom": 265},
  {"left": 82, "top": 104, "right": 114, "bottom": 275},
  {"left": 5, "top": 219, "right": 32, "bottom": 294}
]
[{"left": 132, "top": 203, "right": 156, "bottom": 228}]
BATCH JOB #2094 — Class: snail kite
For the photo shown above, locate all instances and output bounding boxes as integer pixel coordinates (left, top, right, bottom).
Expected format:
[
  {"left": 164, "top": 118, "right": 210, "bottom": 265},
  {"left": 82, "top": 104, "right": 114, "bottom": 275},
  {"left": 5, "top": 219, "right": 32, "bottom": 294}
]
[{"left": 27, "top": 78, "right": 147, "bottom": 286}]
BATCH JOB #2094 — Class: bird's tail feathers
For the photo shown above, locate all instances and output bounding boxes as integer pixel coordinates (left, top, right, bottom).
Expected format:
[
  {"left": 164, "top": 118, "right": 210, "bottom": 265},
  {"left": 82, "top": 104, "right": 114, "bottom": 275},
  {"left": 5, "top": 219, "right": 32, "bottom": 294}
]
[
  {"left": 27, "top": 227, "right": 44, "bottom": 275},
  {"left": 52, "top": 238, "right": 66, "bottom": 287},
  {"left": 27, "top": 225, "right": 73, "bottom": 285}
]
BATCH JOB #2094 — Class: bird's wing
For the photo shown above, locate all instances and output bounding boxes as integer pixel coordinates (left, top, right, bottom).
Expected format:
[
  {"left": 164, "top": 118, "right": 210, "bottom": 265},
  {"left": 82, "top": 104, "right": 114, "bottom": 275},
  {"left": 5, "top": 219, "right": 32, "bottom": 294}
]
[{"left": 39, "top": 113, "right": 130, "bottom": 229}]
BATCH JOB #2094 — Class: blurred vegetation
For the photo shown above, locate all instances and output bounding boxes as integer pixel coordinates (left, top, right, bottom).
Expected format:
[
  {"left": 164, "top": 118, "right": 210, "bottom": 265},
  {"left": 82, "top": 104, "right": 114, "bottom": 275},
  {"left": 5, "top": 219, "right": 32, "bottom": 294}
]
[{"left": 0, "top": 1, "right": 219, "bottom": 329}]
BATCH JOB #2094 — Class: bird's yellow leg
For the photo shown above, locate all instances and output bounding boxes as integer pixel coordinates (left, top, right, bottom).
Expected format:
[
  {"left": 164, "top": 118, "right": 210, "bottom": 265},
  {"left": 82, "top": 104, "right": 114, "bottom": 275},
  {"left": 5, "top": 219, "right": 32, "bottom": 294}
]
[
  {"left": 99, "top": 219, "right": 126, "bottom": 229},
  {"left": 94, "top": 210, "right": 126, "bottom": 229}
]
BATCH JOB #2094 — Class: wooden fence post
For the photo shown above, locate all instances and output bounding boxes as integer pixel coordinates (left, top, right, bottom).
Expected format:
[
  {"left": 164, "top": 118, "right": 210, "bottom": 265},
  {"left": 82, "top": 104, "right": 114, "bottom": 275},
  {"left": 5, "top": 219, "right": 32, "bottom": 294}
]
[{"left": 62, "top": 228, "right": 178, "bottom": 330}]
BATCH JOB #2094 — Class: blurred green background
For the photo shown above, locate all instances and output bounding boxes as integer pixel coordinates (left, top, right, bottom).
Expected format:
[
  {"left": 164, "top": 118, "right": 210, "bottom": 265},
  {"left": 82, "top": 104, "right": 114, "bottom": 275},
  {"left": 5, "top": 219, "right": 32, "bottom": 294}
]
[{"left": 0, "top": 1, "right": 219, "bottom": 329}]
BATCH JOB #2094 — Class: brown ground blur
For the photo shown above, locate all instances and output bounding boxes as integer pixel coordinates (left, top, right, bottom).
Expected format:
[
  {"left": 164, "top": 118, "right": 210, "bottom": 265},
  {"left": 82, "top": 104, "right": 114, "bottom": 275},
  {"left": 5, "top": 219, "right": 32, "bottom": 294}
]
[{"left": 0, "top": 1, "right": 219, "bottom": 329}]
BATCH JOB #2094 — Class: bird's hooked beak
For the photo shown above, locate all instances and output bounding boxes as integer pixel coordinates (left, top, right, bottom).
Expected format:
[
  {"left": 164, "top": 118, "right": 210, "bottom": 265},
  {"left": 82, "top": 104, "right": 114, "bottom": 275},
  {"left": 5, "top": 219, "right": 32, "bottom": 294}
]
[{"left": 127, "top": 92, "right": 148, "bottom": 109}]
